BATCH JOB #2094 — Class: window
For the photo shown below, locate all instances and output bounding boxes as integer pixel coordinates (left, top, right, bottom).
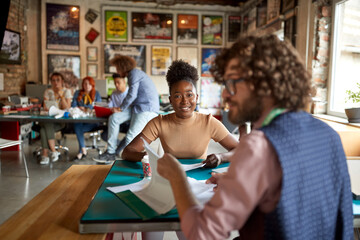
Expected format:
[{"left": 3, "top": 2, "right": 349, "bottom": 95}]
[{"left": 328, "top": 0, "right": 360, "bottom": 117}]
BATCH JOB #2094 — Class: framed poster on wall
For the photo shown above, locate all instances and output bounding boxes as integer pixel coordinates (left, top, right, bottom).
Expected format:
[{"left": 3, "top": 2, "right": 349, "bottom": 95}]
[
  {"left": 47, "top": 54, "right": 80, "bottom": 89},
  {"left": 87, "top": 46, "right": 98, "bottom": 61},
  {"left": 176, "top": 47, "right": 198, "bottom": 68},
  {"left": 87, "top": 64, "right": 98, "bottom": 78},
  {"left": 202, "top": 15, "right": 223, "bottom": 45},
  {"left": 132, "top": 12, "right": 173, "bottom": 42},
  {"left": 201, "top": 48, "right": 220, "bottom": 77},
  {"left": 46, "top": 3, "right": 80, "bottom": 51},
  {"left": 228, "top": 16, "right": 241, "bottom": 42},
  {"left": 105, "top": 11, "right": 127, "bottom": 42},
  {"left": 177, "top": 14, "right": 198, "bottom": 44},
  {"left": 85, "top": 28, "right": 99, "bottom": 43},
  {"left": 0, "top": 29, "right": 21, "bottom": 64},
  {"left": 104, "top": 44, "right": 146, "bottom": 74},
  {"left": 151, "top": 46, "right": 172, "bottom": 75}
]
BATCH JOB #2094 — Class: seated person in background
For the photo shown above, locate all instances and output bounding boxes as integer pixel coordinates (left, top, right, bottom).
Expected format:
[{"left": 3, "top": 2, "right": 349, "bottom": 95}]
[
  {"left": 100, "top": 73, "right": 129, "bottom": 151},
  {"left": 122, "top": 60, "right": 238, "bottom": 163},
  {"left": 71, "top": 76, "right": 102, "bottom": 160},
  {"left": 94, "top": 55, "right": 159, "bottom": 163},
  {"left": 157, "top": 34, "right": 353, "bottom": 239},
  {"left": 39, "top": 72, "right": 72, "bottom": 165}
]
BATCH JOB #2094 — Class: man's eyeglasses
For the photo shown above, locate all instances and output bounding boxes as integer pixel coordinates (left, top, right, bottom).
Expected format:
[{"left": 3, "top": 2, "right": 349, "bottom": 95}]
[
  {"left": 51, "top": 78, "right": 62, "bottom": 83},
  {"left": 223, "top": 78, "right": 245, "bottom": 96}
]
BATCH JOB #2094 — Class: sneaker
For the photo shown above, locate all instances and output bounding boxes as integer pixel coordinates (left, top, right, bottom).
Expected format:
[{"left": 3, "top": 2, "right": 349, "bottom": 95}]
[
  {"left": 40, "top": 156, "right": 49, "bottom": 165},
  {"left": 93, "top": 151, "right": 116, "bottom": 163},
  {"left": 50, "top": 151, "right": 60, "bottom": 162}
]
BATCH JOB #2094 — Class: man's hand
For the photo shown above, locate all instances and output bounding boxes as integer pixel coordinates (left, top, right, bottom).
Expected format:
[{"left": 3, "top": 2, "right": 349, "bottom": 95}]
[
  {"left": 206, "top": 172, "right": 226, "bottom": 191},
  {"left": 202, "top": 153, "right": 222, "bottom": 168},
  {"left": 157, "top": 153, "right": 186, "bottom": 182}
]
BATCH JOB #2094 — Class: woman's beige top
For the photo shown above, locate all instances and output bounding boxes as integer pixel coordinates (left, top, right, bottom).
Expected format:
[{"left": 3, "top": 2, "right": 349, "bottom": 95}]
[{"left": 142, "top": 112, "right": 229, "bottom": 159}]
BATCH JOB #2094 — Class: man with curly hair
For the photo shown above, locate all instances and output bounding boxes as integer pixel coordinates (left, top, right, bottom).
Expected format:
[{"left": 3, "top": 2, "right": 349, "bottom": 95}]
[
  {"left": 157, "top": 35, "right": 353, "bottom": 239},
  {"left": 94, "top": 55, "right": 159, "bottom": 163}
]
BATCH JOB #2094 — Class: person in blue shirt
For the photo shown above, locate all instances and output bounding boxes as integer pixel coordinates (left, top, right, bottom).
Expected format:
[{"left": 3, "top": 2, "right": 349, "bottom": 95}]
[
  {"left": 108, "top": 73, "right": 129, "bottom": 110},
  {"left": 99, "top": 73, "right": 129, "bottom": 153},
  {"left": 71, "top": 76, "right": 102, "bottom": 160},
  {"left": 94, "top": 55, "right": 159, "bottom": 163}
]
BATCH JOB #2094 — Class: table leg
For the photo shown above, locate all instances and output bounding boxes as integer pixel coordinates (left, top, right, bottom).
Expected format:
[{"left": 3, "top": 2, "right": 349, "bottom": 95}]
[{"left": 21, "top": 142, "right": 29, "bottom": 178}]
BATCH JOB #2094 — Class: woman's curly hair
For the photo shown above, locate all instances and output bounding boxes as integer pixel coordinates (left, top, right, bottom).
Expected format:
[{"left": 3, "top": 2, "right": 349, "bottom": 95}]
[
  {"left": 210, "top": 34, "right": 312, "bottom": 111},
  {"left": 166, "top": 60, "right": 199, "bottom": 93},
  {"left": 110, "top": 55, "right": 136, "bottom": 77}
]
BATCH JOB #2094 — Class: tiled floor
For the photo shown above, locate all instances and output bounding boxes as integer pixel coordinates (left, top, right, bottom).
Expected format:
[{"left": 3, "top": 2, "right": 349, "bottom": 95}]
[{"left": 0, "top": 132, "right": 239, "bottom": 239}]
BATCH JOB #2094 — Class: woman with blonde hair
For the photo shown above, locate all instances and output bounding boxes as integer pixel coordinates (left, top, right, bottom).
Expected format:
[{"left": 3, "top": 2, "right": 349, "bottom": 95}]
[{"left": 39, "top": 72, "right": 72, "bottom": 165}]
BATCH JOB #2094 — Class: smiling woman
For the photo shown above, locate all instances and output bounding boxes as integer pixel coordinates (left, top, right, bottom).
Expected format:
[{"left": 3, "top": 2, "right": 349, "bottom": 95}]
[{"left": 121, "top": 59, "right": 238, "bottom": 163}]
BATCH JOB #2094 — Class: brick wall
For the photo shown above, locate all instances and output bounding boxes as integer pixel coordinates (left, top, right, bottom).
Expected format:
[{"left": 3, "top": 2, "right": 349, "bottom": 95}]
[
  {"left": 0, "top": 0, "right": 27, "bottom": 98},
  {"left": 311, "top": 1, "right": 331, "bottom": 114}
]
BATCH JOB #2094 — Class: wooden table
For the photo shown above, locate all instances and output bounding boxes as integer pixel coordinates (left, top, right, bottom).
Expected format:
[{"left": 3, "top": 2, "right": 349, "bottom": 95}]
[{"left": 0, "top": 165, "right": 111, "bottom": 240}]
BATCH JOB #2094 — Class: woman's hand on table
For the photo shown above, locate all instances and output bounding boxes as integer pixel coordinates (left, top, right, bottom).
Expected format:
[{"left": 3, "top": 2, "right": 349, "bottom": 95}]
[{"left": 202, "top": 153, "right": 222, "bottom": 168}]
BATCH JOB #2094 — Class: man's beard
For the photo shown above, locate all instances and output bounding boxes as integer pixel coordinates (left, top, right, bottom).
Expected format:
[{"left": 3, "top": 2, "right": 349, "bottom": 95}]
[{"left": 228, "top": 94, "right": 263, "bottom": 126}]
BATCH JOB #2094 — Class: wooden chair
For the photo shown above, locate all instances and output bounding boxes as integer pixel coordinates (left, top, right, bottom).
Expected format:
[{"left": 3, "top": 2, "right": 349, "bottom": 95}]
[{"left": 0, "top": 138, "right": 29, "bottom": 178}]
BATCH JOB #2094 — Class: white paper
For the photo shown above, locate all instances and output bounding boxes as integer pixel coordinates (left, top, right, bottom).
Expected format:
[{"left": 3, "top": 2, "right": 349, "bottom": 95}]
[
  {"left": 212, "top": 166, "right": 228, "bottom": 173},
  {"left": 182, "top": 162, "right": 205, "bottom": 171},
  {"left": 107, "top": 178, "right": 150, "bottom": 193},
  {"left": 188, "top": 178, "right": 215, "bottom": 205},
  {"left": 108, "top": 138, "right": 216, "bottom": 215},
  {"left": 134, "top": 138, "right": 175, "bottom": 214}
]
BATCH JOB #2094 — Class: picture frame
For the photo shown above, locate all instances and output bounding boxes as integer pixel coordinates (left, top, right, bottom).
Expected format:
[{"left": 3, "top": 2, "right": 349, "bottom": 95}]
[
  {"left": 87, "top": 64, "right": 98, "bottom": 78},
  {"left": 176, "top": 46, "right": 198, "bottom": 69},
  {"left": 228, "top": 16, "right": 241, "bottom": 42},
  {"left": 85, "top": 28, "right": 99, "bottom": 43},
  {"left": 85, "top": 9, "right": 98, "bottom": 24},
  {"left": 105, "top": 10, "right": 128, "bottom": 42},
  {"left": 0, "top": 29, "right": 21, "bottom": 64},
  {"left": 281, "top": 0, "right": 296, "bottom": 14},
  {"left": 46, "top": 3, "right": 80, "bottom": 51},
  {"left": 104, "top": 44, "right": 146, "bottom": 74},
  {"left": 151, "top": 45, "right": 172, "bottom": 76},
  {"left": 47, "top": 54, "right": 80, "bottom": 90},
  {"left": 201, "top": 48, "right": 220, "bottom": 77},
  {"left": 87, "top": 46, "right": 98, "bottom": 61},
  {"left": 132, "top": 12, "right": 173, "bottom": 42},
  {"left": 177, "top": 14, "right": 198, "bottom": 45},
  {"left": 201, "top": 15, "right": 223, "bottom": 45}
]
